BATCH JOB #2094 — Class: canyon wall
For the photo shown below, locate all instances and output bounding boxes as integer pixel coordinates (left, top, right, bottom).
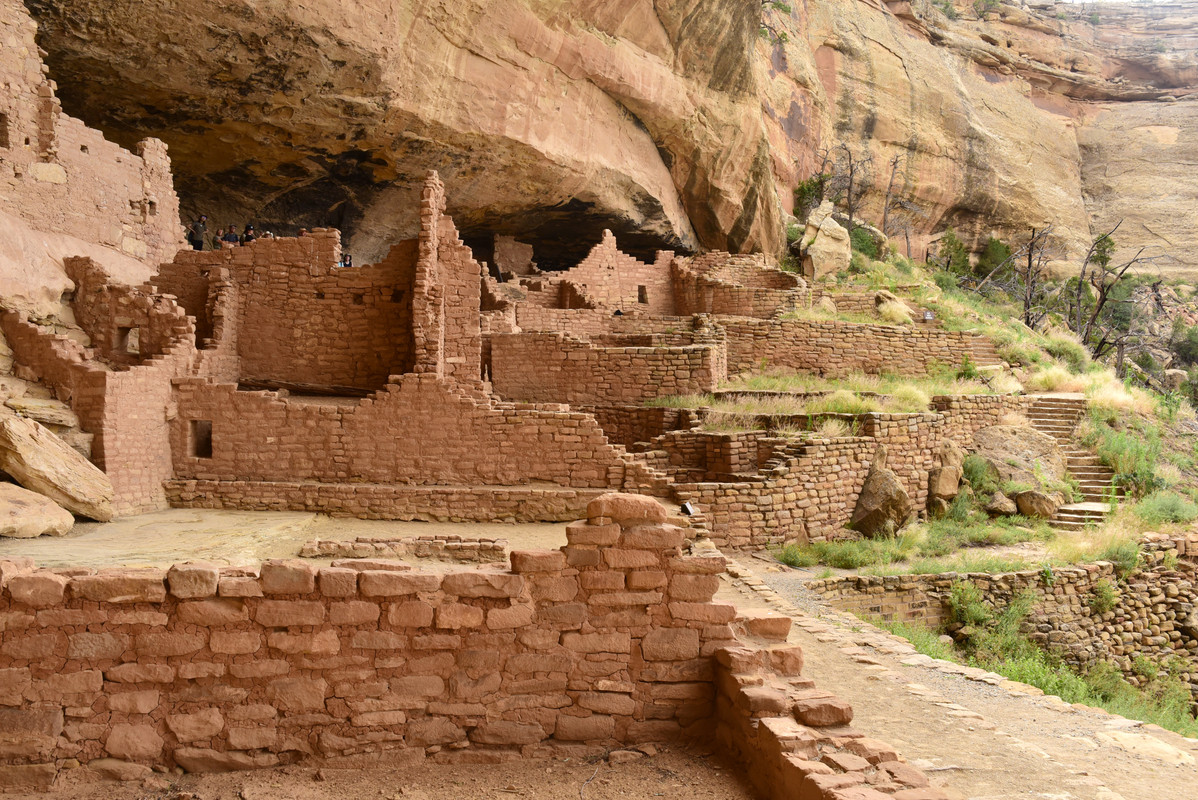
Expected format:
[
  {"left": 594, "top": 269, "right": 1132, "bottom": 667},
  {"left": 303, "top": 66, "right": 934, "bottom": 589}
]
[{"left": 18, "top": 0, "right": 1198, "bottom": 275}]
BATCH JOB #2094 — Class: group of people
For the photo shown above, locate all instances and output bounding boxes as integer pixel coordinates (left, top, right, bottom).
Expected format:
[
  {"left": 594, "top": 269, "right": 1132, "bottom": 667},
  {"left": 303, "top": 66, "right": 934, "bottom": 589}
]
[{"left": 187, "top": 215, "right": 275, "bottom": 251}]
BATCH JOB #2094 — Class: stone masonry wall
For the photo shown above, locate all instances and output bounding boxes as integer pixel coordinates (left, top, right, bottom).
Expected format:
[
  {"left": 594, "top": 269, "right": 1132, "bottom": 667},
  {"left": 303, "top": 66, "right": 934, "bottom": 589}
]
[
  {"left": 722, "top": 318, "right": 984, "bottom": 377},
  {"left": 0, "top": 0, "right": 182, "bottom": 271},
  {"left": 171, "top": 375, "right": 624, "bottom": 490},
  {"left": 533, "top": 232, "right": 676, "bottom": 315},
  {"left": 672, "top": 254, "right": 808, "bottom": 319},
  {"left": 156, "top": 230, "right": 416, "bottom": 391},
  {"left": 810, "top": 537, "right": 1198, "bottom": 700},
  {"left": 930, "top": 395, "right": 1034, "bottom": 449},
  {"left": 0, "top": 495, "right": 738, "bottom": 781},
  {"left": 490, "top": 333, "right": 724, "bottom": 406}
]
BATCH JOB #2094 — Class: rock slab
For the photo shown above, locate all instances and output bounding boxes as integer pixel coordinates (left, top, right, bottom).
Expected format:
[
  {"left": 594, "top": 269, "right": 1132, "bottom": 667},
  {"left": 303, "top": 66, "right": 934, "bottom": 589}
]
[
  {"left": 0, "top": 482, "right": 74, "bottom": 538},
  {"left": 0, "top": 409, "right": 113, "bottom": 521}
]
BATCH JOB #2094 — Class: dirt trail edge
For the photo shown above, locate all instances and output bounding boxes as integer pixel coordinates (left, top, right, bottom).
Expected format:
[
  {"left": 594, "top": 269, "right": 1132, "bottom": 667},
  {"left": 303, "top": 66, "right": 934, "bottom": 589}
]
[{"left": 721, "top": 554, "right": 1198, "bottom": 800}]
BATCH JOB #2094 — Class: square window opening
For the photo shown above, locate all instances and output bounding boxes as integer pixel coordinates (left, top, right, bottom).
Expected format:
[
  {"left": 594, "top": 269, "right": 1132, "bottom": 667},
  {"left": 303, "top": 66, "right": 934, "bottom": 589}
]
[
  {"left": 352, "top": 293, "right": 365, "bottom": 306},
  {"left": 390, "top": 289, "right": 405, "bottom": 303},
  {"left": 115, "top": 326, "right": 140, "bottom": 356},
  {"left": 190, "top": 419, "right": 213, "bottom": 459},
  {"left": 637, "top": 285, "right": 648, "bottom": 304}
]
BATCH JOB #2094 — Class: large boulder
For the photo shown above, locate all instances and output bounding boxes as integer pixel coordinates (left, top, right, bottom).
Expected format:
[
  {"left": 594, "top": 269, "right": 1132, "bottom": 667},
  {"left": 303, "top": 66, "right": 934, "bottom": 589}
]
[
  {"left": 850, "top": 445, "right": 912, "bottom": 538},
  {"left": 928, "top": 466, "right": 962, "bottom": 502},
  {"left": 984, "top": 492, "right": 1018, "bottom": 517},
  {"left": 939, "top": 439, "right": 966, "bottom": 471},
  {"left": 803, "top": 215, "right": 852, "bottom": 281},
  {"left": 971, "top": 425, "right": 1066, "bottom": 487},
  {"left": 1014, "top": 490, "right": 1063, "bottom": 520},
  {"left": 1164, "top": 369, "right": 1188, "bottom": 392},
  {"left": 0, "top": 482, "right": 74, "bottom": 538},
  {"left": 0, "top": 410, "right": 114, "bottom": 521}
]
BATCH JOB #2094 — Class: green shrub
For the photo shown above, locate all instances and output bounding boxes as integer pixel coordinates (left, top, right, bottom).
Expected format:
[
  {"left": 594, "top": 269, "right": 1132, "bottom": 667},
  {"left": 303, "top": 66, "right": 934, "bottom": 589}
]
[
  {"left": 956, "top": 354, "right": 979, "bottom": 380},
  {"left": 935, "top": 0, "right": 959, "bottom": 20},
  {"left": 932, "top": 270, "right": 957, "bottom": 291},
  {"left": 974, "top": 236, "right": 1010, "bottom": 277},
  {"left": 937, "top": 228, "right": 970, "bottom": 274},
  {"left": 776, "top": 543, "right": 817, "bottom": 568},
  {"left": 948, "top": 581, "right": 991, "bottom": 627},
  {"left": 850, "top": 227, "right": 879, "bottom": 259},
  {"left": 1133, "top": 491, "right": 1198, "bottom": 525},
  {"left": 794, "top": 174, "right": 830, "bottom": 219},
  {"left": 871, "top": 619, "right": 955, "bottom": 661},
  {"left": 1090, "top": 579, "right": 1119, "bottom": 615},
  {"left": 1096, "top": 539, "right": 1142, "bottom": 577},
  {"left": 972, "top": 0, "right": 998, "bottom": 18},
  {"left": 804, "top": 390, "right": 880, "bottom": 415},
  {"left": 962, "top": 454, "right": 998, "bottom": 496},
  {"left": 1043, "top": 335, "right": 1090, "bottom": 373},
  {"left": 786, "top": 222, "right": 803, "bottom": 244}
]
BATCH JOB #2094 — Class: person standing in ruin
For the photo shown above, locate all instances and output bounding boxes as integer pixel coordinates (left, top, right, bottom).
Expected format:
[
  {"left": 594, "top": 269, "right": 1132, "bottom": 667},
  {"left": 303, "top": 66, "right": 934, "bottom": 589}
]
[
  {"left": 241, "top": 225, "right": 257, "bottom": 245},
  {"left": 221, "top": 227, "right": 240, "bottom": 248},
  {"left": 187, "top": 215, "right": 208, "bottom": 250}
]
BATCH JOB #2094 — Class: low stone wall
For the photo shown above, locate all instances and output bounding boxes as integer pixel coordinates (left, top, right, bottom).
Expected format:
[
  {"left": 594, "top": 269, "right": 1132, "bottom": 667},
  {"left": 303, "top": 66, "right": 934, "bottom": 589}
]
[
  {"left": 579, "top": 405, "right": 702, "bottom": 448},
  {"left": 810, "top": 536, "right": 1198, "bottom": 699},
  {"left": 299, "top": 536, "right": 509, "bottom": 564},
  {"left": 723, "top": 318, "right": 986, "bottom": 377},
  {"left": 164, "top": 481, "right": 608, "bottom": 523},
  {"left": 0, "top": 493, "right": 939, "bottom": 796},
  {"left": 930, "top": 395, "right": 1034, "bottom": 449},
  {"left": 491, "top": 333, "right": 724, "bottom": 406}
]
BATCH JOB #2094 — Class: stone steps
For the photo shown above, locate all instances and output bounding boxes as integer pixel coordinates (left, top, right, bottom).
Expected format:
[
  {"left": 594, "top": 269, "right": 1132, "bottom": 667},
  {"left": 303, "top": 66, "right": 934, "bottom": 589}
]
[{"left": 1025, "top": 395, "right": 1119, "bottom": 529}]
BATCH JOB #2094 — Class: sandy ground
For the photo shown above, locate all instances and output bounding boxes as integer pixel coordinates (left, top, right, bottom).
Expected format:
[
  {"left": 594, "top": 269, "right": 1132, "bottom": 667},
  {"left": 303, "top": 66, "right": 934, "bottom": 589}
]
[
  {"left": 2, "top": 748, "right": 755, "bottom": 800},
  {"left": 0, "top": 510, "right": 568, "bottom": 568}
]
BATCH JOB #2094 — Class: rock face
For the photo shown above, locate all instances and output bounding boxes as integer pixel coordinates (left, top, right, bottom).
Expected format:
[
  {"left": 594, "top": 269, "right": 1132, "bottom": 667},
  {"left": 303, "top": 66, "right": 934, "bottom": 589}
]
[
  {"left": 971, "top": 425, "right": 1067, "bottom": 488},
  {"left": 803, "top": 215, "right": 851, "bottom": 280},
  {"left": 0, "top": 481, "right": 74, "bottom": 537},
  {"left": 0, "top": 410, "right": 114, "bottom": 521},
  {"left": 15, "top": 0, "right": 1198, "bottom": 276},
  {"left": 850, "top": 445, "right": 912, "bottom": 538}
]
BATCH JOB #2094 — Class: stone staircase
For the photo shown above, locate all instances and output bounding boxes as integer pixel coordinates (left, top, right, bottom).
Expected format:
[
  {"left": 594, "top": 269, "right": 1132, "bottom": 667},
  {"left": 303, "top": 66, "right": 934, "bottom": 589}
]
[
  {"left": 1026, "top": 395, "right": 1120, "bottom": 530},
  {"left": 968, "top": 336, "right": 1004, "bottom": 368}
]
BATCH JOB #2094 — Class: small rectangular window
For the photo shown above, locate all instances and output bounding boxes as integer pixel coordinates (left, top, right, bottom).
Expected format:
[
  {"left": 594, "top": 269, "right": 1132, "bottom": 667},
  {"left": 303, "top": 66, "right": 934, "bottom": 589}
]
[
  {"left": 390, "top": 289, "right": 405, "bottom": 303},
  {"left": 0, "top": 113, "right": 9, "bottom": 149},
  {"left": 115, "top": 326, "right": 140, "bottom": 355},
  {"left": 190, "top": 420, "right": 213, "bottom": 458},
  {"left": 637, "top": 285, "right": 648, "bottom": 304},
  {"left": 352, "top": 293, "right": 365, "bottom": 305}
]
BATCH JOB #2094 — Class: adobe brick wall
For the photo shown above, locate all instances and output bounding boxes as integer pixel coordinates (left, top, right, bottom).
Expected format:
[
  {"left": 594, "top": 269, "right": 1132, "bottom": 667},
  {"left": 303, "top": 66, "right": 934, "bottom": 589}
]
[
  {"left": 0, "top": 495, "right": 737, "bottom": 779},
  {"left": 0, "top": 1, "right": 181, "bottom": 268},
  {"left": 299, "top": 535, "right": 509, "bottom": 564},
  {"left": 809, "top": 535, "right": 1198, "bottom": 701},
  {"left": 490, "top": 333, "right": 724, "bottom": 406},
  {"left": 722, "top": 318, "right": 985, "bottom": 377},
  {"left": 577, "top": 405, "right": 703, "bottom": 448},
  {"left": 156, "top": 230, "right": 417, "bottom": 391},
  {"left": 672, "top": 254, "right": 808, "bottom": 319},
  {"left": 525, "top": 231, "right": 676, "bottom": 314},
  {"left": 170, "top": 374, "right": 623, "bottom": 489}
]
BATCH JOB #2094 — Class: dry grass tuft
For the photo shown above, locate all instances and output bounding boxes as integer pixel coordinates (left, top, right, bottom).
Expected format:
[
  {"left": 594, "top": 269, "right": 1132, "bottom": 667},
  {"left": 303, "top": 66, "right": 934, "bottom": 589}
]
[{"left": 877, "top": 300, "right": 914, "bottom": 325}]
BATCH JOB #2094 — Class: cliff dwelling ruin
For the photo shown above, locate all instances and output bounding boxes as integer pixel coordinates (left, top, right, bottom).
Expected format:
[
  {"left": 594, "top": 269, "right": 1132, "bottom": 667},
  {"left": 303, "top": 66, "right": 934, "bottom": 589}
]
[{"left": 2, "top": 0, "right": 1198, "bottom": 798}]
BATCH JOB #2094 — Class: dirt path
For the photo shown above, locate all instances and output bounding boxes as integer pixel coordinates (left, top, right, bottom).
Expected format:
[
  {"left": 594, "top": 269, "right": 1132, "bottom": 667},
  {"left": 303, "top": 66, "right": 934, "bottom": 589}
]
[{"left": 723, "top": 555, "right": 1198, "bottom": 800}]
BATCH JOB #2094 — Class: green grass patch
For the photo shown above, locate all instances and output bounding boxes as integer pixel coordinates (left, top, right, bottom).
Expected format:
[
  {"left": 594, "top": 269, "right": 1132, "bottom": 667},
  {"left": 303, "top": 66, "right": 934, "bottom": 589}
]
[{"left": 1133, "top": 491, "right": 1198, "bottom": 525}]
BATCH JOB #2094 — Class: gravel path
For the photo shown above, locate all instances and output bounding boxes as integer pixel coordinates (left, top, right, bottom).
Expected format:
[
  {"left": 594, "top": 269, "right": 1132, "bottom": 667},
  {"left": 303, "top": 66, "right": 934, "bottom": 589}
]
[{"left": 719, "top": 554, "right": 1198, "bottom": 800}]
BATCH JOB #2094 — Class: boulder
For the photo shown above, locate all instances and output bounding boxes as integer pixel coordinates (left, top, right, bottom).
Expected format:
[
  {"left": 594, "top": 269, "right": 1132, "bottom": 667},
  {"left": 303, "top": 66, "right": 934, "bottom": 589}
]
[
  {"left": 939, "top": 439, "right": 966, "bottom": 471},
  {"left": 0, "top": 482, "right": 74, "bottom": 538},
  {"left": 850, "top": 445, "right": 912, "bottom": 537},
  {"left": 803, "top": 216, "right": 852, "bottom": 281},
  {"left": 927, "top": 497, "right": 950, "bottom": 518},
  {"left": 971, "top": 425, "right": 1066, "bottom": 487},
  {"left": 1014, "top": 490, "right": 1062, "bottom": 520},
  {"left": 1164, "top": 369, "right": 1188, "bottom": 392},
  {"left": 984, "top": 492, "right": 1018, "bottom": 517},
  {"left": 0, "top": 409, "right": 114, "bottom": 521},
  {"left": 928, "top": 466, "right": 962, "bottom": 501},
  {"left": 803, "top": 199, "right": 836, "bottom": 241}
]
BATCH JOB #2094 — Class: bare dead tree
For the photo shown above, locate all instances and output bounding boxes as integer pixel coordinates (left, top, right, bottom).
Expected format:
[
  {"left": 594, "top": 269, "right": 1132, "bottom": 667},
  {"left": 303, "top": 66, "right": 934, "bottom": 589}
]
[
  {"left": 830, "top": 143, "right": 873, "bottom": 233},
  {"left": 881, "top": 153, "right": 905, "bottom": 239},
  {"left": 1065, "top": 221, "right": 1159, "bottom": 360},
  {"left": 967, "top": 226, "right": 1056, "bottom": 329}
]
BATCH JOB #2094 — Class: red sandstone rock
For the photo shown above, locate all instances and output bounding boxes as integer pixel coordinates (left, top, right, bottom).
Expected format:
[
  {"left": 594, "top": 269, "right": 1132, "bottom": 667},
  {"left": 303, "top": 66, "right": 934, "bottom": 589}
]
[
  {"left": 0, "top": 482, "right": 73, "bottom": 538},
  {"left": 388, "top": 600, "right": 435, "bottom": 628},
  {"left": 486, "top": 602, "right": 535, "bottom": 629},
  {"left": 166, "top": 709, "right": 224, "bottom": 743},
  {"left": 218, "top": 576, "right": 263, "bottom": 597},
  {"left": 66, "top": 632, "right": 128, "bottom": 660},
  {"left": 173, "top": 747, "right": 279, "bottom": 772},
  {"left": 254, "top": 600, "right": 325, "bottom": 627},
  {"left": 260, "top": 560, "right": 317, "bottom": 595},
  {"left": 845, "top": 738, "right": 899, "bottom": 765},
  {"left": 134, "top": 632, "right": 205, "bottom": 657},
  {"left": 738, "top": 611, "right": 793, "bottom": 641},
  {"left": 105, "top": 664, "right": 175, "bottom": 683},
  {"left": 5, "top": 572, "right": 67, "bottom": 607},
  {"left": 227, "top": 726, "right": 277, "bottom": 750},
  {"left": 879, "top": 761, "right": 930, "bottom": 788},
  {"left": 586, "top": 493, "right": 668, "bottom": 525},
  {"left": 88, "top": 758, "right": 153, "bottom": 782},
  {"left": 331, "top": 600, "right": 381, "bottom": 625},
  {"left": 108, "top": 691, "right": 159, "bottom": 714},
  {"left": 359, "top": 571, "right": 441, "bottom": 596},
  {"left": 509, "top": 550, "right": 567, "bottom": 572},
  {"left": 769, "top": 646, "right": 805, "bottom": 676},
  {"left": 668, "top": 574, "right": 719, "bottom": 602},
  {"left": 209, "top": 631, "right": 262, "bottom": 654},
  {"left": 70, "top": 571, "right": 167, "bottom": 603},
  {"left": 619, "top": 524, "right": 685, "bottom": 550},
  {"left": 793, "top": 696, "right": 854, "bottom": 727},
  {"left": 441, "top": 572, "right": 525, "bottom": 598},
  {"left": 265, "top": 678, "right": 327, "bottom": 712},
  {"left": 642, "top": 628, "right": 701, "bottom": 661},
  {"left": 436, "top": 602, "right": 485, "bottom": 629},
  {"left": 105, "top": 723, "right": 163, "bottom": 761},
  {"left": 823, "top": 751, "right": 872, "bottom": 772},
  {"left": 318, "top": 568, "right": 359, "bottom": 597},
  {"left": 554, "top": 714, "right": 616, "bottom": 741},
  {"left": 178, "top": 598, "right": 248, "bottom": 625},
  {"left": 166, "top": 563, "right": 219, "bottom": 598},
  {"left": 565, "top": 522, "right": 621, "bottom": 546}
]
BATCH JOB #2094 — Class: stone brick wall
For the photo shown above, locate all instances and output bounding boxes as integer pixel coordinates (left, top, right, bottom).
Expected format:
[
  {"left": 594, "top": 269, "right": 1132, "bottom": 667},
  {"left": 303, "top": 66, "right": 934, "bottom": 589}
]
[
  {"left": 171, "top": 375, "right": 624, "bottom": 489},
  {"left": 810, "top": 537, "right": 1198, "bottom": 700},
  {"left": 722, "top": 318, "right": 985, "bottom": 377},
  {"left": 156, "top": 230, "right": 417, "bottom": 391},
  {"left": 528, "top": 231, "right": 676, "bottom": 314},
  {"left": 490, "top": 333, "right": 724, "bottom": 406},
  {"left": 299, "top": 536, "right": 509, "bottom": 564},
  {"left": 930, "top": 395, "right": 1034, "bottom": 449},
  {"left": 0, "top": 495, "right": 735, "bottom": 780},
  {"left": 672, "top": 254, "right": 808, "bottom": 319},
  {"left": 578, "top": 405, "right": 703, "bottom": 448},
  {"left": 0, "top": 1, "right": 182, "bottom": 269}
]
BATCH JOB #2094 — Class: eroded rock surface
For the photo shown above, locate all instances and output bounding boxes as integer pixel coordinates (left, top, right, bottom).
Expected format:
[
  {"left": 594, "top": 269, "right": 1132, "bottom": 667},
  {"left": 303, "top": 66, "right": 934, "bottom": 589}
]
[
  {"left": 0, "top": 481, "right": 74, "bottom": 538},
  {"left": 0, "top": 409, "right": 113, "bottom": 521}
]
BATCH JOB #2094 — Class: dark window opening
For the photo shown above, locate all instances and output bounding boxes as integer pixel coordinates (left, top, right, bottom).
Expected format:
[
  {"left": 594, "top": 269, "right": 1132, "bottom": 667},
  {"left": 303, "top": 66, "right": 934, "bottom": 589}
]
[
  {"left": 190, "top": 419, "right": 213, "bottom": 459},
  {"left": 352, "top": 293, "right": 365, "bottom": 306},
  {"left": 390, "top": 289, "right": 405, "bottom": 303},
  {"left": 637, "top": 285, "right": 648, "bottom": 304},
  {"left": 0, "top": 113, "right": 8, "bottom": 149},
  {"left": 80, "top": 144, "right": 88, "bottom": 154},
  {"left": 146, "top": 200, "right": 157, "bottom": 216},
  {"left": 315, "top": 291, "right": 325, "bottom": 299},
  {"left": 115, "top": 326, "right": 139, "bottom": 355},
  {"left": 24, "top": 136, "right": 30, "bottom": 146}
]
